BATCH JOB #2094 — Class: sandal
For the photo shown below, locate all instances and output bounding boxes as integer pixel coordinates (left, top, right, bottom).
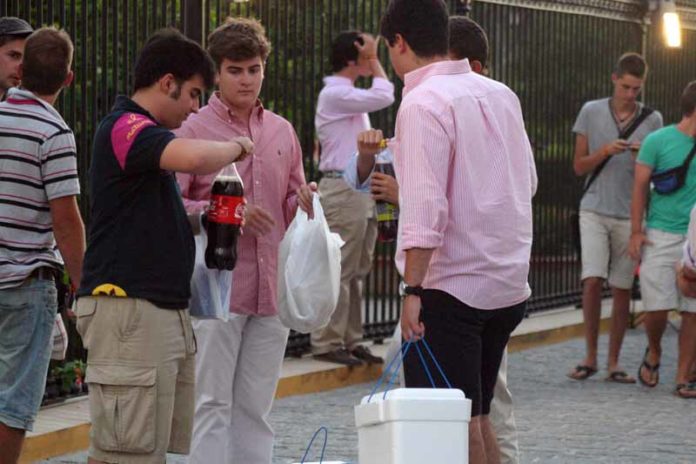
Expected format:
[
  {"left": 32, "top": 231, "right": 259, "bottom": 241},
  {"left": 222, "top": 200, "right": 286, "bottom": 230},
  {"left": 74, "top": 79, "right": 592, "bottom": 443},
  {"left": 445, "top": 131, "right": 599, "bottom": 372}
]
[
  {"left": 638, "top": 347, "right": 660, "bottom": 388},
  {"left": 605, "top": 370, "right": 637, "bottom": 384},
  {"left": 674, "top": 382, "right": 696, "bottom": 399},
  {"left": 567, "top": 365, "right": 598, "bottom": 380}
]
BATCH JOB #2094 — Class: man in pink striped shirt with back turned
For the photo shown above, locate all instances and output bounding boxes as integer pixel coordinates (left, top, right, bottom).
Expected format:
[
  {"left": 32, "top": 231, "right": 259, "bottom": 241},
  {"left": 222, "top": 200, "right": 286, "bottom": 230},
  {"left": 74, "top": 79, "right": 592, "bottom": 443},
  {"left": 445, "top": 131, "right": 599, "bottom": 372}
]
[
  {"left": 380, "top": 1, "right": 537, "bottom": 463},
  {"left": 176, "top": 18, "right": 314, "bottom": 463}
]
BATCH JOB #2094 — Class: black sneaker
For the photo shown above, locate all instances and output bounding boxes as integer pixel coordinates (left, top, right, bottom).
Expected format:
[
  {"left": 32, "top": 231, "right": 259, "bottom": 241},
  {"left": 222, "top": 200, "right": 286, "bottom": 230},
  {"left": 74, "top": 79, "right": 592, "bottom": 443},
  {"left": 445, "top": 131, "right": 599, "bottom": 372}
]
[
  {"left": 351, "top": 345, "right": 384, "bottom": 364},
  {"left": 313, "top": 348, "right": 364, "bottom": 366}
]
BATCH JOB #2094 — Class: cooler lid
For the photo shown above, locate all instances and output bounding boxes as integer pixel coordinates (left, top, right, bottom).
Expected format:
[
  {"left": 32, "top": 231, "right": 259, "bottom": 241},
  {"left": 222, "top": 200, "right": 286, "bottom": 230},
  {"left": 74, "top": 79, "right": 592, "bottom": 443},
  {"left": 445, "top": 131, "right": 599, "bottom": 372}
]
[
  {"left": 361, "top": 388, "right": 466, "bottom": 404},
  {"left": 355, "top": 388, "right": 471, "bottom": 427}
]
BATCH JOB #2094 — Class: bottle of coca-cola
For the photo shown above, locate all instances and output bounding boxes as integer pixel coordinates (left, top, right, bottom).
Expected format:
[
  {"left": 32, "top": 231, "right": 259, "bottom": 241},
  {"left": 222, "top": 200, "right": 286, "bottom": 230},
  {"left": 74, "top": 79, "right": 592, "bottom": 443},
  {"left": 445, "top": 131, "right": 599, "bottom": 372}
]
[
  {"left": 374, "top": 141, "right": 399, "bottom": 242},
  {"left": 205, "top": 164, "right": 244, "bottom": 270}
]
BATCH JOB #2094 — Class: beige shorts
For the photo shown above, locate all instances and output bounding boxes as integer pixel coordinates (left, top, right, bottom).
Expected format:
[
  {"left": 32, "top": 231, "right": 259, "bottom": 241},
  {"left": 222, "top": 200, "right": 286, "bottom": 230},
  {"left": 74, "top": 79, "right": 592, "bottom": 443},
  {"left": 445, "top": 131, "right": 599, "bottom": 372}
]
[
  {"left": 579, "top": 211, "right": 635, "bottom": 289},
  {"left": 76, "top": 297, "right": 196, "bottom": 463},
  {"left": 640, "top": 228, "right": 696, "bottom": 313}
]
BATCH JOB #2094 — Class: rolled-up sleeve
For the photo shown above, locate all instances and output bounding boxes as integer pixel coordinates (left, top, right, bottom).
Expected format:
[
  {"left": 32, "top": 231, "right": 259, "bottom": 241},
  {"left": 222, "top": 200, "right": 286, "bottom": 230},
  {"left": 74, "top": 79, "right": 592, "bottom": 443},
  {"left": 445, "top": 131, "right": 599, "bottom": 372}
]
[
  {"left": 395, "top": 104, "right": 450, "bottom": 250},
  {"left": 342, "top": 153, "right": 372, "bottom": 193}
]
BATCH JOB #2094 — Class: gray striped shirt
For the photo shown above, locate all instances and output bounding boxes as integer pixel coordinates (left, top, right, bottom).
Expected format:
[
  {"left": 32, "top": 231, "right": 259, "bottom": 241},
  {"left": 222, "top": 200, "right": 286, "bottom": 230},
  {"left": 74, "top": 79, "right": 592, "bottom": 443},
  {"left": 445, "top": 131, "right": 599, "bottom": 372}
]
[{"left": 0, "top": 87, "right": 80, "bottom": 289}]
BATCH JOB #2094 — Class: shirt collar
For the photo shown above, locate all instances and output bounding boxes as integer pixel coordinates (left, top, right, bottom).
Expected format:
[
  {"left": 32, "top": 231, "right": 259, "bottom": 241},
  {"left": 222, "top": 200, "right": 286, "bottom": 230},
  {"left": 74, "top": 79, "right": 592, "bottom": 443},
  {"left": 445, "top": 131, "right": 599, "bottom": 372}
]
[
  {"left": 7, "top": 87, "right": 64, "bottom": 120},
  {"left": 323, "top": 75, "right": 353, "bottom": 87},
  {"left": 208, "top": 92, "right": 264, "bottom": 124},
  {"left": 403, "top": 59, "right": 472, "bottom": 96},
  {"left": 113, "top": 95, "right": 159, "bottom": 121}
]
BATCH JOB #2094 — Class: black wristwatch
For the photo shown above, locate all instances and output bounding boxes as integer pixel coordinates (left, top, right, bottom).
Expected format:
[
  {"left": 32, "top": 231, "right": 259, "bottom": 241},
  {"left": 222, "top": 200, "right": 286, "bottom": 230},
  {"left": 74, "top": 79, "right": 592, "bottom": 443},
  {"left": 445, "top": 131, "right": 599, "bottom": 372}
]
[{"left": 399, "top": 281, "right": 424, "bottom": 298}]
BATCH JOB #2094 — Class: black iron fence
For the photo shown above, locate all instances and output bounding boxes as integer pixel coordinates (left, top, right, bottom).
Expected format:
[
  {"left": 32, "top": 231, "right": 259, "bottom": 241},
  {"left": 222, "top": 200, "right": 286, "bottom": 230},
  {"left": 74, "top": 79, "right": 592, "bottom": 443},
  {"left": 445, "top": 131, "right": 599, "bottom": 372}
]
[{"left": 2, "top": 1, "right": 696, "bottom": 358}]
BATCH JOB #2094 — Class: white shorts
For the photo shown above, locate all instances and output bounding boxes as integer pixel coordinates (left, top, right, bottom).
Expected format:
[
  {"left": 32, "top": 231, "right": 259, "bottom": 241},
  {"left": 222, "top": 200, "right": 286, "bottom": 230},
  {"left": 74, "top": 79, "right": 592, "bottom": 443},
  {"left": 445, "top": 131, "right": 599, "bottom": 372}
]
[
  {"left": 579, "top": 211, "right": 635, "bottom": 289},
  {"left": 640, "top": 228, "right": 696, "bottom": 313}
]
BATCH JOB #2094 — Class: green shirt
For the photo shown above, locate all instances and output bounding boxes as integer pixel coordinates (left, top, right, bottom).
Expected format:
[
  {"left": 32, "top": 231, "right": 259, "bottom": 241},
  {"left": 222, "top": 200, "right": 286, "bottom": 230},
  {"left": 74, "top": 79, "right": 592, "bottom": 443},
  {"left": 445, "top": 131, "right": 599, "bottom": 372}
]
[{"left": 637, "top": 125, "right": 696, "bottom": 234}]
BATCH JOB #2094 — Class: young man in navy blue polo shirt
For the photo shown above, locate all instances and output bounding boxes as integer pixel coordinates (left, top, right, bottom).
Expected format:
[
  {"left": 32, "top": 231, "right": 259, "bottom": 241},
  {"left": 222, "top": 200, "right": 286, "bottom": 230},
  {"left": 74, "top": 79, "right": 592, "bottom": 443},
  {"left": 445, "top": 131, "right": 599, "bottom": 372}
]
[{"left": 75, "top": 29, "right": 253, "bottom": 463}]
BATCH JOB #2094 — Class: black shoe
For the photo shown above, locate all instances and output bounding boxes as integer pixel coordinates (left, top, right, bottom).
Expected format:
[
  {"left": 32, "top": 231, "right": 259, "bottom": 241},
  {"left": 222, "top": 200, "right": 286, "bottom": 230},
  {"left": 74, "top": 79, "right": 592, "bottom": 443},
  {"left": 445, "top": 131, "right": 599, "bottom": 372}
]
[
  {"left": 351, "top": 345, "right": 384, "bottom": 364},
  {"left": 313, "top": 348, "right": 364, "bottom": 366}
]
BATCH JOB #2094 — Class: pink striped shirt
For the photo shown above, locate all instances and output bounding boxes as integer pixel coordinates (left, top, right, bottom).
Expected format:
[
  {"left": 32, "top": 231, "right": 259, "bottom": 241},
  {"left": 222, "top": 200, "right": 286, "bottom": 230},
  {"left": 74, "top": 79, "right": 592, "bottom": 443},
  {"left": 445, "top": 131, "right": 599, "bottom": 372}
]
[
  {"left": 175, "top": 93, "right": 306, "bottom": 316},
  {"left": 394, "top": 59, "right": 537, "bottom": 310}
]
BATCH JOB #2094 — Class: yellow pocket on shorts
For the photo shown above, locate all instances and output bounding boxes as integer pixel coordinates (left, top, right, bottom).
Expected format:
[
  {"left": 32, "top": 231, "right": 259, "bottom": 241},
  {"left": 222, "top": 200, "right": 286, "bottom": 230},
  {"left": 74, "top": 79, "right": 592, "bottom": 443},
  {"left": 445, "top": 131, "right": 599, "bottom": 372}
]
[{"left": 86, "top": 364, "right": 157, "bottom": 453}]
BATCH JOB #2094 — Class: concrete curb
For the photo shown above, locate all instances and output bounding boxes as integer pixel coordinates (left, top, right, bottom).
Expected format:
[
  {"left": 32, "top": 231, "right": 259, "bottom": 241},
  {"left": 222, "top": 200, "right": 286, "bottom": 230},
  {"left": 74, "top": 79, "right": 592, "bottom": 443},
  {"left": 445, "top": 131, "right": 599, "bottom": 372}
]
[{"left": 21, "top": 424, "right": 90, "bottom": 463}]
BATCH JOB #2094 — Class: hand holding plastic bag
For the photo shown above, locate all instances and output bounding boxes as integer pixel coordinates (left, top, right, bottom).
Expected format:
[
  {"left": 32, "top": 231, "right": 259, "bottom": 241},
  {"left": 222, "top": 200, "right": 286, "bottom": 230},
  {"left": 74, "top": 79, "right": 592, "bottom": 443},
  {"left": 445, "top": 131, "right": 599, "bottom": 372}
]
[
  {"left": 277, "top": 194, "right": 344, "bottom": 333},
  {"left": 190, "top": 215, "right": 233, "bottom": 320}
]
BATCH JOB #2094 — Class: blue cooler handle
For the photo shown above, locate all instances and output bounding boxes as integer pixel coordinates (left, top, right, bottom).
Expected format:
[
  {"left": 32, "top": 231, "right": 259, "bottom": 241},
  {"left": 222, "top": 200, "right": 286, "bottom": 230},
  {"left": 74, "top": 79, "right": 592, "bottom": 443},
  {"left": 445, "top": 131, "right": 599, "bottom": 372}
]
[
  {"left": 300, "top": 426, "right": 328, "bottom": 464},
  {"left": 367, "top": 337, "right": 453, "bottom": 403}
]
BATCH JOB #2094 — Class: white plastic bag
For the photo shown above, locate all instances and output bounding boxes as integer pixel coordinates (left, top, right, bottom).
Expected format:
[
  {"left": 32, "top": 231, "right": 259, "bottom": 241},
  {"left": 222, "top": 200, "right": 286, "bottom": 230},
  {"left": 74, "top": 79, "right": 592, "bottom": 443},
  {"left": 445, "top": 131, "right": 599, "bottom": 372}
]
[
  {"left": 189, "top": 216, "right": 232, "bottom": 321},
  {"left": 277, "top": 194, "right": 344, "bottom": 333},
  {"left": 51, "top": 312, "right": 68, "bottom": 361}
]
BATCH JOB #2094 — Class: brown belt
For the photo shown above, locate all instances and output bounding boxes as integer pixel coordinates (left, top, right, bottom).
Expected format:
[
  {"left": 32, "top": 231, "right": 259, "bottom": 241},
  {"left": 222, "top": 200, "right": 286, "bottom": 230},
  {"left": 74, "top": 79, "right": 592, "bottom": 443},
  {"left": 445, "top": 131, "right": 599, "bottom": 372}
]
[{"left": 321, "top": 170, "right": 344, "bottom": 179}]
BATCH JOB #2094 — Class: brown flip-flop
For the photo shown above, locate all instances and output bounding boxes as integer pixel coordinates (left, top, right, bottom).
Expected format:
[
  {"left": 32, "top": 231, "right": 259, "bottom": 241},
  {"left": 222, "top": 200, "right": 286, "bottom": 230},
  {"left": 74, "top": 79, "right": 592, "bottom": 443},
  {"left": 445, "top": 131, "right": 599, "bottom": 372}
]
[
  {"left": 638, "top": 347, "right": 660, "bottom": 388},
  {"left": 674, "top": 382, "right": 696, "bottom": 399},
  {"left": 605, "top": 370, "right": 637, "bottom": 384}
]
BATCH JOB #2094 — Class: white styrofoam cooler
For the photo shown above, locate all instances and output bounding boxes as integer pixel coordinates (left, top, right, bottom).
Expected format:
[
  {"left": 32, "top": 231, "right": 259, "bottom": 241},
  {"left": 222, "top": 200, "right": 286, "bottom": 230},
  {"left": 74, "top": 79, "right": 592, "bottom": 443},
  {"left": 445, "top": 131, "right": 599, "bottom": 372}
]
[{"left": 355, "top": 388, "right": 472, "bottom": 464}]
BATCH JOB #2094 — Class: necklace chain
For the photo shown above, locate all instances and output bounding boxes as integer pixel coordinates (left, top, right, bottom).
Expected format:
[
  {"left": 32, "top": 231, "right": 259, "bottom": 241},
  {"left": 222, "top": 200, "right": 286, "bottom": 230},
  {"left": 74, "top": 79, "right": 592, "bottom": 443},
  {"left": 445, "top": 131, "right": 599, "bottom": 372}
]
[{"left": 611, "top": 100, "right": 637, "bottom": 124}]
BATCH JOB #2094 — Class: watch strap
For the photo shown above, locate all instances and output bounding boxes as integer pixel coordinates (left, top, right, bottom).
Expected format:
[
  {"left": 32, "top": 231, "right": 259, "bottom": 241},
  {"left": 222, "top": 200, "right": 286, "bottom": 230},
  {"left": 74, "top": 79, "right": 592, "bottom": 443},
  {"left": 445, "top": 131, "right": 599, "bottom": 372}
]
[{"left": 404, "top": 285, "right": 424, "bottom": 297}]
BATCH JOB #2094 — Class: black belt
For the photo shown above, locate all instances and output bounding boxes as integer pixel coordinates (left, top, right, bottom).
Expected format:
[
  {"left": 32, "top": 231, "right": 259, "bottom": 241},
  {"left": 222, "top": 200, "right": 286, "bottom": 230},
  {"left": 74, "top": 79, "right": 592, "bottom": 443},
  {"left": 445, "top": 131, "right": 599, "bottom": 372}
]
[{"left": 321, "top": 170, "right": 344, "bottom": 179}]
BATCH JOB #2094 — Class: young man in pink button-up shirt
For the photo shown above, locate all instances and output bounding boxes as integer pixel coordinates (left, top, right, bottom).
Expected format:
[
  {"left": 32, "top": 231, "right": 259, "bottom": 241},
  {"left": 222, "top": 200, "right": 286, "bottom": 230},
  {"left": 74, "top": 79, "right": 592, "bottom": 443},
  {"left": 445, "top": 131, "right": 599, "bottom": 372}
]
[
  {"left": 311, "top": 31, "right": 395, "bottom": 366},
  {"left": 175, "top": 18, "right": 314, "bottom": 464},
  {"left": 380, "top": 1, "right": 536, "bottom": 463}
]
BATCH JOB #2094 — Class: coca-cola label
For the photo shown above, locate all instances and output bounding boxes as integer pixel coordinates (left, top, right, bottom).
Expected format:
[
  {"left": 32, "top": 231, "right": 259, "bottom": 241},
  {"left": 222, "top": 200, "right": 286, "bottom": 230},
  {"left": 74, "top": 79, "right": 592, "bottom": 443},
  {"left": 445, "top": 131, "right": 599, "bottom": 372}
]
[
  {"left": 376, "top": 203, "right": 399, "bottom": 222},
  {"left": 208, "top": 195, "right": 244, "bottom": 225}
]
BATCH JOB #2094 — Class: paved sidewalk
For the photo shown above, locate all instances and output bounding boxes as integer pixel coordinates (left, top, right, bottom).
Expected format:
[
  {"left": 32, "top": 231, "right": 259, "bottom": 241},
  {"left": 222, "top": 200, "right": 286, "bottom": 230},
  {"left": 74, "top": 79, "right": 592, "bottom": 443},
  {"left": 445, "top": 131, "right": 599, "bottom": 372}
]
[{"left": 45, "top": 323, "right": 696, "bottom": 463}]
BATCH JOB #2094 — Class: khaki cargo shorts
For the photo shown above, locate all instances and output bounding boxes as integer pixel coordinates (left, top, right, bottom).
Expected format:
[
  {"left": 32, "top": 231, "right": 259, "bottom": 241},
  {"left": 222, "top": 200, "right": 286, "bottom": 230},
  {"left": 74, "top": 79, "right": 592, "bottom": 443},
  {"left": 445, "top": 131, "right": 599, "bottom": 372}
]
[
  {"left": 76, "top": 297, "right": 196, "bottom": 463},
  {"left": 579, "top": 210, "right": 635, "bottom": 289},
  {"left": 640, "top": 228, "right": 696, "bottom": 313}
]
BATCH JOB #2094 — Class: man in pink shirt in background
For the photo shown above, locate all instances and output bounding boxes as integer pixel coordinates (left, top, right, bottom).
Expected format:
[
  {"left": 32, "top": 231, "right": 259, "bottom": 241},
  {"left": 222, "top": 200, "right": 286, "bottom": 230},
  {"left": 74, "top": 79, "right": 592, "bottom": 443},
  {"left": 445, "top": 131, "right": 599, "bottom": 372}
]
[
  {"left": 175, "top": 18, "right": 314, "bottom": 463},
  {"left": 311, "top": 30, "right": 395, "bottom": 366},
  {"left": 380, "top": 1, "right": 536, "bottom": 463}
]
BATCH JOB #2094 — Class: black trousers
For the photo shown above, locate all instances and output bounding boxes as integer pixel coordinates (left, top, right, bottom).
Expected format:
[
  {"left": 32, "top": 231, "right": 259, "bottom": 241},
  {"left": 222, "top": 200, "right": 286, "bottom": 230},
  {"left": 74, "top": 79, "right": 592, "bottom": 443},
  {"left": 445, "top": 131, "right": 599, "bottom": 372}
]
[{"left": 403, "top": 289, "right": 526, "bottom": 417}]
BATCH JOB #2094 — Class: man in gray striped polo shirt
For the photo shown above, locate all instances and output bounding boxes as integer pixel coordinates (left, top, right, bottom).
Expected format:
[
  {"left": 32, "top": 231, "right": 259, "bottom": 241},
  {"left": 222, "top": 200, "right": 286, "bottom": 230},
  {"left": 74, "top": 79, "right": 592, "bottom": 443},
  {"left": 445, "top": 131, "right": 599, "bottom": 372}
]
[{"left": 0, "top": 27, "right": 85, "bottom": 463}]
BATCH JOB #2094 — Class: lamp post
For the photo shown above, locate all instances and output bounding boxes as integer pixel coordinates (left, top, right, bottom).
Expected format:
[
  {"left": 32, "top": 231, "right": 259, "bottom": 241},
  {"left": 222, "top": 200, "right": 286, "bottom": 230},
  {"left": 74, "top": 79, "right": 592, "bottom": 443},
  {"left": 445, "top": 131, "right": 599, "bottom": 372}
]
[{"left": 646, "top": 0, "right": 682, "bottom": 48}]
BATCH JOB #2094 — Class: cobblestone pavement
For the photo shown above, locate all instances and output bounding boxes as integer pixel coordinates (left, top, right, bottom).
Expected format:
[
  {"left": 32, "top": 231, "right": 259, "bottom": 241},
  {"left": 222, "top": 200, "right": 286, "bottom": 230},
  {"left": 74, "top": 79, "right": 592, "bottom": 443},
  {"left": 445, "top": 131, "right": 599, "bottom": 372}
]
[{"left": 45, "top": 324, "right": 696, "bottom": 463}]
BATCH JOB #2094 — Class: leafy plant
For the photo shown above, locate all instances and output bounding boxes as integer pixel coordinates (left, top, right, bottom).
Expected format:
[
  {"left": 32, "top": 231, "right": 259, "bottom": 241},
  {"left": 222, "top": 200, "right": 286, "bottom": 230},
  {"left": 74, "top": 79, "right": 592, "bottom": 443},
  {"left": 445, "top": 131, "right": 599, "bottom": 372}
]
[{"left": 52, "top": 360, "right": 87, "bottom": 394}]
